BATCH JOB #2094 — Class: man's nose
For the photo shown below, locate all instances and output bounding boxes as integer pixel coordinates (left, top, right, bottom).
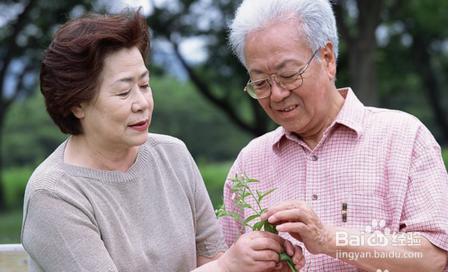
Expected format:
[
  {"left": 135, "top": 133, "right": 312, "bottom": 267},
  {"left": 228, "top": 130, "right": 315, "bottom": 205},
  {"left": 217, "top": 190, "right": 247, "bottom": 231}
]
[{"left": 269, "top": 76, "right": 290, "bottom": 102}]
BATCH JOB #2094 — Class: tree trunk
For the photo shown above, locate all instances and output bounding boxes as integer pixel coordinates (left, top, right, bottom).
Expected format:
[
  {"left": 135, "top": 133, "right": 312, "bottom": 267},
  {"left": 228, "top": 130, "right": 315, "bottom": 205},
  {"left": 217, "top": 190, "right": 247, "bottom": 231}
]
[
  {"left": 0, "top": 106, "right": 6, "bottom": 211},
  {"left": 411, "top": 35, "right": 448, "bottom": 144},
  {"left": 171, "top": 40, "right": 269, "bottom": 137},
  {"left": 335, "top": 0, "right": 384, "bottom": 106},
  {"left": 349, "top": 43, "right": 378, "bottom": 106}
]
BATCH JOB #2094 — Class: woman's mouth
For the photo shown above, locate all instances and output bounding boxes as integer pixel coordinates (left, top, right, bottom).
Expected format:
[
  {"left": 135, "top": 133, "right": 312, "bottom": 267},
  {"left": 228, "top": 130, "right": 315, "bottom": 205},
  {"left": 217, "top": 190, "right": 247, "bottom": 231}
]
[{"left": 129, "top": 120, "right": 148, "bottom": 132}]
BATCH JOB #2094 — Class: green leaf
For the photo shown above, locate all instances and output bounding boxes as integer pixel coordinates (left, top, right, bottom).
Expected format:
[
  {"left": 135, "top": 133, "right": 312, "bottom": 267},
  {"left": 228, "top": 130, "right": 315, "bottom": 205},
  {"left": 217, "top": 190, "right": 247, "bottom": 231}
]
[
  {"left": 261, "top": 188, "right": 277, "bottom": 200},
  {"left": 252, "top": 220, "right": 265, "bottom": 231},
  {"left": 243, "top": 214, "right": 260, "bottom": 225},
  {"left": 242, "top": 192, "right": 251, "bottom": 198},
  {"left": 214, "top": 204, "right": 226, "bottom": 218},
  {"left": 231, "top": 213, "right": 242, "bottom": 222},
  {"left": 279, "top": 253, "right": 297, "bottom": 272},
  {"left": 263, "top": 220, "right": 277, "bottom": 234}
]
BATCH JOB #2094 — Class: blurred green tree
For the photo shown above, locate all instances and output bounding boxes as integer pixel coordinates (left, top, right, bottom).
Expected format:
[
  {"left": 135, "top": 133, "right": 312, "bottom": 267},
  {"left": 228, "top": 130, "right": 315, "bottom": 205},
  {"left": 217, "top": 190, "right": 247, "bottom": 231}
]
[
  {"left": 3, "top": 76, "right": 252, "bottom": 168},
  {"left": 336, "top": 0, "right": 447, "bottom": 143},
  {"left": 0, "top": 0, "right": 93, "bottom": 210},
  {"left": 3, "top": 92, "right": 65, "bottom": 168}
]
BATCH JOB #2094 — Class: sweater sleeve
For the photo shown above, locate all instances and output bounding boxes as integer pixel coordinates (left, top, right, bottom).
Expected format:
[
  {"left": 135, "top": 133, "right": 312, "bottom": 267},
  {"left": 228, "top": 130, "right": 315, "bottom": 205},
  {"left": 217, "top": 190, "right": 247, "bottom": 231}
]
[{"left": 22, "top": 189, "right": 118, "bottom": 272}]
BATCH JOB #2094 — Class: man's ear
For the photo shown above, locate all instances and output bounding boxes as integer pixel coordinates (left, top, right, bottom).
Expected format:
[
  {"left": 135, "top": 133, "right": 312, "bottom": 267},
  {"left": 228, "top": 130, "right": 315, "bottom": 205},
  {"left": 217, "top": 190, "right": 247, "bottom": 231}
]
[
  {"left": 71, "top": 104, "right": 85, "bottom": 119},
  {"left": 321, "top": 42, "right": 337, "bottom": 81}
]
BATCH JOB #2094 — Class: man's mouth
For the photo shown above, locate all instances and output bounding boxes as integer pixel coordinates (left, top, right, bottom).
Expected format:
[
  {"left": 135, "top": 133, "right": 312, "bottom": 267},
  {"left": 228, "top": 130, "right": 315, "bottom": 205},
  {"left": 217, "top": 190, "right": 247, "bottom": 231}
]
[{"left": 278, "top": 105, "right": 298, "bottom": 112}]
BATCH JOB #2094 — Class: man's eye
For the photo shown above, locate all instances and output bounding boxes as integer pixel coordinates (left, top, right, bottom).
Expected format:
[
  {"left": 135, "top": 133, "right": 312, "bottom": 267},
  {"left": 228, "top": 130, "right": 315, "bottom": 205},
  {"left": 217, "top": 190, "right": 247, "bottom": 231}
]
[
  {"left": 140, "top": 84, "right": 150, "bottom": 89},
  {"left": 280, "top": 72, "right": 298, "bottom": 79},
  {"left": 253, "top": 80, "right": 267, "bottom": 88}
]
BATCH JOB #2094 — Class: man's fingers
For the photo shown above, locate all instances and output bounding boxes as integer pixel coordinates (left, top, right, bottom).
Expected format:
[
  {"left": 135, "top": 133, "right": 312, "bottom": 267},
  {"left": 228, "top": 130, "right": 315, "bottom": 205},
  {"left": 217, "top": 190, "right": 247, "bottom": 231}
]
[
  {"left": 261, "top": 200, "right": 307, "bottom": 220},
  {"left": 276, "top": 222, "right": 308, "bottom": 237},
  {"left": 267, "top": 208, "right": 311, "bottom": 225}
]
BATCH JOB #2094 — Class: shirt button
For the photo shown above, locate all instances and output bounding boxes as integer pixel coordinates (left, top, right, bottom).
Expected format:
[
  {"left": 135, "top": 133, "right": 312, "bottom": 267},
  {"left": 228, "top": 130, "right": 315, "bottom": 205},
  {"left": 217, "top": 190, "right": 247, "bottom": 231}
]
[
  {"left": 311, "top": 155, "right": 318, "bottom": 161},
  {"left": 312, "top": 194, "right": 318, "bottom": 200}
]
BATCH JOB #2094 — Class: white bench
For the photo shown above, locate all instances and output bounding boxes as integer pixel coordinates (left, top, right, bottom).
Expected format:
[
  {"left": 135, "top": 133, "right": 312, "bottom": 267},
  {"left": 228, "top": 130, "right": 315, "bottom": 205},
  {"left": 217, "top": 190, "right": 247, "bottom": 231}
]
[{"left": 0, "top": 244, "right": 28, "bottom": 272}]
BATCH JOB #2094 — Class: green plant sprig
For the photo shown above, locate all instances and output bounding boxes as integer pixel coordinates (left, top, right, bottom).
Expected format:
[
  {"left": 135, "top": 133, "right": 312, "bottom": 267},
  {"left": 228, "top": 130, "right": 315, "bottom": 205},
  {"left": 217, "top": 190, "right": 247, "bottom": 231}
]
[{"left": 216, "top": 174, "right": 297, "bottom": 272}]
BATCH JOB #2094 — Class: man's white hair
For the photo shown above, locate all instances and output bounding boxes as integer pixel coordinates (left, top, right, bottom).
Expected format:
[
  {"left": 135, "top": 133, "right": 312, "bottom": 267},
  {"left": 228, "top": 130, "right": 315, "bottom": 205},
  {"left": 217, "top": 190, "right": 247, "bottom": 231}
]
[{"left": 229, "top": 0, "right": 339, "bottom": 67}]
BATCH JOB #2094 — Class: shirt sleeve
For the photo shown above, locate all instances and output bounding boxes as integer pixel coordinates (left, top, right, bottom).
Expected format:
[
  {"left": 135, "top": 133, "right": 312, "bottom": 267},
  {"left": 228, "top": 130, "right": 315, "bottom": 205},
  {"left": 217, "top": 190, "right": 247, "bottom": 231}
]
[
  {"left": 400, "top": 123, "right": 448, "bottom": 251},
  {"left": 219, "top": 156, "right": 245, "bottom": 247},
  {"left": 188, "top": 154, "right": 228, "bottom": 257},
  {"left": 22, "top": 190, "right": 118, "bottom": 272}
]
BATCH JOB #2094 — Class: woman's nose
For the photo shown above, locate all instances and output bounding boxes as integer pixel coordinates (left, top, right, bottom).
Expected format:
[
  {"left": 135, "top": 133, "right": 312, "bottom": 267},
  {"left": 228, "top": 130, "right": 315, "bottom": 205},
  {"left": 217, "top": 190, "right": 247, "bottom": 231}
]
[{"left": 131, "top": 88, "right": 150, "bottom": 112}]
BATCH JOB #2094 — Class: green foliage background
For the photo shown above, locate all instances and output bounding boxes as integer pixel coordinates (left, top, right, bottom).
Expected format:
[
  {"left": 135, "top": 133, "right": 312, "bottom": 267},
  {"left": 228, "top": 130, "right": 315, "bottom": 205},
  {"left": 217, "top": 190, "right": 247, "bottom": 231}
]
[{"left": 2, "top": 76, "right": 252, "bottom": 168}]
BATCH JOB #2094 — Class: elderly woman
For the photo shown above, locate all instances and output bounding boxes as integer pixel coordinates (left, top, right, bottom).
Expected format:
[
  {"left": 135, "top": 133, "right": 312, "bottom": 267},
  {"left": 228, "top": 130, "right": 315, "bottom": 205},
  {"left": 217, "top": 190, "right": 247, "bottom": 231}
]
[{"left": 21, "top": 10, "right": 303, "bottom": 272}]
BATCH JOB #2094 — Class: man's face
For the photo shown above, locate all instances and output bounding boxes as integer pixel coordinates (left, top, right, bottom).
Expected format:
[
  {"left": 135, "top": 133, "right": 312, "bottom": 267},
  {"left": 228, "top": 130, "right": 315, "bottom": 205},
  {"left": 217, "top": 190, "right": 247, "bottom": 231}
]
[{"left": 244, "top": 19, "right": 337, "bottom": 137}]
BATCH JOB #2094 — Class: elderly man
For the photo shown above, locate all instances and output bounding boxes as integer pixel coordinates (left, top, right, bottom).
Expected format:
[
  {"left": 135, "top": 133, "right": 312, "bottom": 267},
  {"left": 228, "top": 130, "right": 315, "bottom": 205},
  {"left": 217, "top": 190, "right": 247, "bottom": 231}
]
[{"left": 220, "top": 0, "right": 448, "bottom": 271}]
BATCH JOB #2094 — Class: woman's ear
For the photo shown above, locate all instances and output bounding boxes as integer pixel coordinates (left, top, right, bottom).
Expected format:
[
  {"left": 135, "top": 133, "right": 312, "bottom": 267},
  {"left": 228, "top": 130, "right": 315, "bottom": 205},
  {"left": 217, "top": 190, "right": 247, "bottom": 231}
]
[{"left": 71, "top": 104, "right": 85, "bottom": 119}]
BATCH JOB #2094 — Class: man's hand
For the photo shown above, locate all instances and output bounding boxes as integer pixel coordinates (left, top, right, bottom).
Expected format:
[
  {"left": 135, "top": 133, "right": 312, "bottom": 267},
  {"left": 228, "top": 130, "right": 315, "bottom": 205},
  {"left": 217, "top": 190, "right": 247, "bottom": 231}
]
[{"left": 261, "top": 200, "right": 335, "bottom": 255}]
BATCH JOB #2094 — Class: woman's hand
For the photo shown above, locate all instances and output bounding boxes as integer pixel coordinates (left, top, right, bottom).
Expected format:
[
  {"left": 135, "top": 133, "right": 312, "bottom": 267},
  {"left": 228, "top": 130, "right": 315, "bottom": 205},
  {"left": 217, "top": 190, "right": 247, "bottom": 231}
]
[
  {"left": 217, "top": 231, "right": 284, "bottom": 272},
  {"left": 272, "top": 239, "right": 304, "bottom": 272},
  {"left": 194, "top": 233, "right": 305, "bottom": 272}
]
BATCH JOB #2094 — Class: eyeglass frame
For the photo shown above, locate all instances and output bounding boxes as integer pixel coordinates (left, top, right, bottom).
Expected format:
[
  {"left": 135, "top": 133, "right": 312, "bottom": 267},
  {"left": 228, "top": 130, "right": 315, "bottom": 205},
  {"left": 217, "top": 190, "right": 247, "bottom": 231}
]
[{"left": 243, "top": 48, "right": 319, "bottom": 99}]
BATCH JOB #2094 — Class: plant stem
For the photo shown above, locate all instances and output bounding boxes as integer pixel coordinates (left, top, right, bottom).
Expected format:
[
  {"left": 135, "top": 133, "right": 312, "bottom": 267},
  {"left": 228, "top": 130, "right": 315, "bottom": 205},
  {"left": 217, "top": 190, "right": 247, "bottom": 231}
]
[{"left": 245, "top": 185, "right": 263, "bottom": 213}]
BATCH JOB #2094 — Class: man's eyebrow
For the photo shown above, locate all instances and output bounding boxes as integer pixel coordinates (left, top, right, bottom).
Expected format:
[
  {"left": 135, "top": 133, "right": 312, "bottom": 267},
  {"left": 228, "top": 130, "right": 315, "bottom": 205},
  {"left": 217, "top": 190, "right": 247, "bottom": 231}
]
[
  {"left": 249, "top": 60, "right": 298, "bottom": 75},
  {"left": 114, "top": 70, "right": 149, "bottom": 84},
  {"left": 275, "top": 59, "right": 298, "bottom": 71}
]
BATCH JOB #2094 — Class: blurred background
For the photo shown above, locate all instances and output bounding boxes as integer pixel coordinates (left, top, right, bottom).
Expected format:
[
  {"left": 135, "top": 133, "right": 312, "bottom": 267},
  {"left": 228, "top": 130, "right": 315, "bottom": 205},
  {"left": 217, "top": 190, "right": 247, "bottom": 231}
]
[{"left": 0, "top": 0, "right": 447, "bottom": 243}]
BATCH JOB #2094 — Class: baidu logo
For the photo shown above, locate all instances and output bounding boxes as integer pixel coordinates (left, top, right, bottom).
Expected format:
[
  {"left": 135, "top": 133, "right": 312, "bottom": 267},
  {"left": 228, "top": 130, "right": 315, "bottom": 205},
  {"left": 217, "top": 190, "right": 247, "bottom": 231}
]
[
  {"left": 365, "top": 219, "right": 391, "bottom": 235},
  {"left": 335, "top": 218, "right": 423, "bottom": 266},
  {"left": 336, "top": 218, "right": 422, "bottom": 247}
]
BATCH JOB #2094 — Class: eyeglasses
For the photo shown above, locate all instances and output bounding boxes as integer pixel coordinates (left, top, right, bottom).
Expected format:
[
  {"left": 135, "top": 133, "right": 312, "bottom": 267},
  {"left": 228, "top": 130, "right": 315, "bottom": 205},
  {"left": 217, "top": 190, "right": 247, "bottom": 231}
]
[{"left": 244, "top": 49, "right": 319, "bottom": 99}]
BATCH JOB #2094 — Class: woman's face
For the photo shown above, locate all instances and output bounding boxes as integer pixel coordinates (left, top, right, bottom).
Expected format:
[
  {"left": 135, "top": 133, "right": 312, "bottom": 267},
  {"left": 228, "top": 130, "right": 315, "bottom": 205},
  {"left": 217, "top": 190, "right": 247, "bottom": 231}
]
[{"left": 73, "top": 46, "right": 153, "bottom": 149}]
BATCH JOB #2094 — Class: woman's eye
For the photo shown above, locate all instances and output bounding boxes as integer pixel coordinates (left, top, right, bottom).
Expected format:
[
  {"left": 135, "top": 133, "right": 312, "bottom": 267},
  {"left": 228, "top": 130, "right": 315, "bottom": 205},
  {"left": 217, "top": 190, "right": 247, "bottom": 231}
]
[
  {"left": 118, "top": 90, "right": 131, "bottom": 97},
  {"left": 140, "top": 84, "right": 150, "bottom": 89}
]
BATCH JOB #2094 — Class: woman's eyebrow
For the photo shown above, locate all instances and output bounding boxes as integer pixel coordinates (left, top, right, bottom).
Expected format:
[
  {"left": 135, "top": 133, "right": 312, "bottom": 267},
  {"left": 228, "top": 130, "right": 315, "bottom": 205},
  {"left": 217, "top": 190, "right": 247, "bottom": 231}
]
[{"left": 112, "top": 70, "right": 149, "bottom": 85}]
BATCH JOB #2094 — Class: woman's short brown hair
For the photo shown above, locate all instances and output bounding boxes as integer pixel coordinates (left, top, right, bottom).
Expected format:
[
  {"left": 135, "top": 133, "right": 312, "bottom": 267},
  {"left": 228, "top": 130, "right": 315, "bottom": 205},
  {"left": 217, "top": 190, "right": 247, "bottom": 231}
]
[{"left": 40, "top": 10, "right": 150, "bottom": 135}]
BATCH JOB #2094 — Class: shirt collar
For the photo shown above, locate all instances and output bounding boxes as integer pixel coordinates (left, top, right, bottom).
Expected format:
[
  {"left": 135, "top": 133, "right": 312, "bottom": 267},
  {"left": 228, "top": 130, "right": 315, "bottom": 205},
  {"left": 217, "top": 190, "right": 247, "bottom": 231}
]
[
  {"left": 272, "top": 87, "right": 366, "bottom": 152},
  {"left": 334, "top": 87, "right": 365, "bottom": 137}
]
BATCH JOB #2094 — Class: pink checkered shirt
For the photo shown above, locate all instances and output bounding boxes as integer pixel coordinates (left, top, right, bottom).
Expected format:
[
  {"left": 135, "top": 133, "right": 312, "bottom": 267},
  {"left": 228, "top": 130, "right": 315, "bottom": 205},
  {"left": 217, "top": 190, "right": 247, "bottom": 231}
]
[{"left": 220, "top": 88, "right": 448, "bottom": 271}]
